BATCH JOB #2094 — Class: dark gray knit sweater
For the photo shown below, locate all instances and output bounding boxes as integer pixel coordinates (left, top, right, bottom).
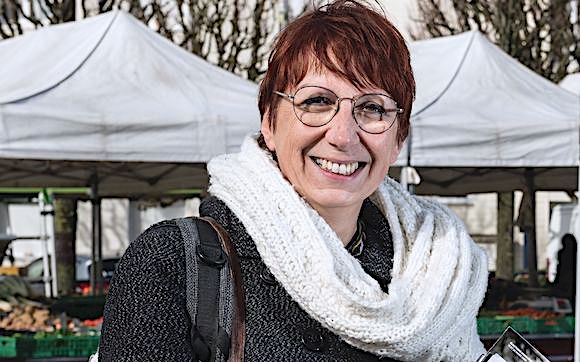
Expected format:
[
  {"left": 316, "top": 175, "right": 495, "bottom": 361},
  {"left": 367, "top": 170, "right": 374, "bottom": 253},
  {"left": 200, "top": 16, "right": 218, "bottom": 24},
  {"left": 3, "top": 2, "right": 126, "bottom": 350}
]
[{"left": 99, "top": 197, "right": 398, "bottom": 361}]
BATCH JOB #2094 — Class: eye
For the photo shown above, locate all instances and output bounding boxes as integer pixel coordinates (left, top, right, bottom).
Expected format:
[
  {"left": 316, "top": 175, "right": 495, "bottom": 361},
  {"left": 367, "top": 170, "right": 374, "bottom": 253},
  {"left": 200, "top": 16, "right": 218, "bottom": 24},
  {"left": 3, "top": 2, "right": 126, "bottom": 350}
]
[
  {"left": 293, "top": 86, "right": 338, "bottom": 113},
  {"left": 357, "top": 102, "right": 385, "bottom": 114},
  {"left": 297, "top": 96, "right": 335, "bottom": 113},
  {"left": 301, "top": 96, "right": 333, "bottom": 106}
]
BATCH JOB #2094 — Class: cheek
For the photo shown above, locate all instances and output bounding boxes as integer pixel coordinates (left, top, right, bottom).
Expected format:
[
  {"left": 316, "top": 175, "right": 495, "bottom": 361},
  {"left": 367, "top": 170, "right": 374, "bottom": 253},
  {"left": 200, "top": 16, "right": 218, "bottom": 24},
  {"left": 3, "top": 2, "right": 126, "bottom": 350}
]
[
  {"left": 274, "top": 131, "right": 308, "bottom": 177},
  {"left": 369, "top": 139, "right": 396, "bottom": 175}
]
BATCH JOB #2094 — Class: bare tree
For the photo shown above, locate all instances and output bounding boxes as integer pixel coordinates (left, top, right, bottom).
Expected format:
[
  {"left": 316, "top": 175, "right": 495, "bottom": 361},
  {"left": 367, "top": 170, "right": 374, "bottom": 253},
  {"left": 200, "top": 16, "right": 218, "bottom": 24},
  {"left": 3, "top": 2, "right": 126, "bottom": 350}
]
[
  {"left": 54, "top": 197, "right": 77, "bottom": 296},
  {"left": 412, "top": 0, "right": 579, "bottom": 83},
  {"left": 134, "top": 0, "right": 285, "bottom": 80},
  {"left": 0, "top": 0, "right": 75, "bottom": 36},
  {"left": 1, "top": 0, "right": 288, "bottom": 80}
]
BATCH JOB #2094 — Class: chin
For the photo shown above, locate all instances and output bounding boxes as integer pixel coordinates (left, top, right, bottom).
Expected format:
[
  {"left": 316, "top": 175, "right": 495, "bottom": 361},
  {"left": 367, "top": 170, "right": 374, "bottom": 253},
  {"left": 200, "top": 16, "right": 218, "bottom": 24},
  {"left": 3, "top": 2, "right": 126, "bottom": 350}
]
[{"left": 305, "top": 190, "right": 367, "bottom": 212}]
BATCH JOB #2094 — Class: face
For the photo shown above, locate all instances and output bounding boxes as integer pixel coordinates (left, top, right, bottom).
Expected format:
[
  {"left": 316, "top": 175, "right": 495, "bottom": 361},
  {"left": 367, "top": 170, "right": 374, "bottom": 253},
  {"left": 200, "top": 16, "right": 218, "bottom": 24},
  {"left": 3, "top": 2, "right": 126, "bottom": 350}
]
[{"left": 261, "top": 70, "right": 401, "bottom": 217}]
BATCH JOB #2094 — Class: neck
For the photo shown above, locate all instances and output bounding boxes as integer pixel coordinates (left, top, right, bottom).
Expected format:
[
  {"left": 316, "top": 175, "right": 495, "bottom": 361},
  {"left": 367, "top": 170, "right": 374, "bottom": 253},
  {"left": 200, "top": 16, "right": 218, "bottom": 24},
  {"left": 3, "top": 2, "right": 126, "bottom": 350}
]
[{"left": 314, "top": 202, "right": 362, "bottom": 246}]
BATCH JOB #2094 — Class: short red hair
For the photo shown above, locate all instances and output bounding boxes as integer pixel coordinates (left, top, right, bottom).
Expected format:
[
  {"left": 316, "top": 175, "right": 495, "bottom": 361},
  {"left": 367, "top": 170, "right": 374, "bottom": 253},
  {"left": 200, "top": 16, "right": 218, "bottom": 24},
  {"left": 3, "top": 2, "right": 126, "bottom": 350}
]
[{"left": 258, "top": 0, "right": 415, "bottom": 145}]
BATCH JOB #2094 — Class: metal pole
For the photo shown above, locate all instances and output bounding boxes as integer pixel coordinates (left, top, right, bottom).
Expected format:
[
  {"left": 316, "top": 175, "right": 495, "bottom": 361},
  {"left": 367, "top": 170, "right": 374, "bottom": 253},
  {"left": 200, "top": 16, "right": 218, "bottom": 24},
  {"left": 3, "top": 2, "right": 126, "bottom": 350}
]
[
  {"left": 46, "top": 199, "right": 57, "bottom": 297},
  {"left": 90, "top": 174, "right": 103, "bottom": 296},
  {"left": 38, "top": 192, "right": 52, "bottom": 298},
  {"left": 575, "top": 164, "right": 580, "bottom": 361},
  {"left": 401, "top": 122, "right": 413, "bottom": 192},
  {"left": 400, "top": 167, "right": 408, "bottom": 190},
  {"left": 524, "top": 169, "right": 538, "bottom": 288}
]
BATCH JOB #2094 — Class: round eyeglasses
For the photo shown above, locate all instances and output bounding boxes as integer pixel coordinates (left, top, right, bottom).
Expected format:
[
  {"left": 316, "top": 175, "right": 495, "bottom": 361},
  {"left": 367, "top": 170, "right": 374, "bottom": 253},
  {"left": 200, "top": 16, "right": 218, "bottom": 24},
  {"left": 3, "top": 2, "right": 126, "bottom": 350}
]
[{"left": 274, "top": 85, "right": 403, "bottom": 134}]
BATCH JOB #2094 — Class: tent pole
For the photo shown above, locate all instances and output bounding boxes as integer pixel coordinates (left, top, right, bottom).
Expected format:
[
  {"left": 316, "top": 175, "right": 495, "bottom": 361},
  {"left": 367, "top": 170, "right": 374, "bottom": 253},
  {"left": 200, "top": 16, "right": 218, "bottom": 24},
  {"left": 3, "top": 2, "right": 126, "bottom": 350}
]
[
  {"left": 524, "top": 169, "right": 539, "bottom": 288},
  {"left": 575, "top": 165, "right": 580, "bottom": 362},
  {"left": 46, "top": 197, "right": 57, "bottom": 297},
  {"left": 401, "top": 124, "right": 413, "bottom": 192},
  {"left": 38, "top": 192, "right": 53, "bottom": 298},
  {"left": 90, "top": 174, "right": 103, "bottom": 296}
]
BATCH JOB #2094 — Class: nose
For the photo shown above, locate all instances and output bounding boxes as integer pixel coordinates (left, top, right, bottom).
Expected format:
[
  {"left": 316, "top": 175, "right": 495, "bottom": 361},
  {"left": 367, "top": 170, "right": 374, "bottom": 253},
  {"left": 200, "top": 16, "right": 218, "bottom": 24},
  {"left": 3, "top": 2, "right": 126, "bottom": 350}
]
[{"left": 325, "top": 99, "right": 360, "bottom": 149}]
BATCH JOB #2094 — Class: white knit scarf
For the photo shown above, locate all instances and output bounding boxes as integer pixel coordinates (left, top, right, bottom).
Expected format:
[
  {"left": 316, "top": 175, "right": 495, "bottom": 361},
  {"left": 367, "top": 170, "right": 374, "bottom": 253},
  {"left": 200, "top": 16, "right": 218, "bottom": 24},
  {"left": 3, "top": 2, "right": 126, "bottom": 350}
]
[{"left": 207, "top": 136, "right": 488, "bottom": 362}]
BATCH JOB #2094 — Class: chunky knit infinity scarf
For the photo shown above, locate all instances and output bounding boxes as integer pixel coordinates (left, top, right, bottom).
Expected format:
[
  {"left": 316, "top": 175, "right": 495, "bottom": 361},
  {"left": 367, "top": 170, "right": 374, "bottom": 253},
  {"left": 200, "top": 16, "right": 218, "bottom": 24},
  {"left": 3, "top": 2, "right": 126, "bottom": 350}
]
[{"left": 207, "top": 136, "right": 488, "bottom": 361}]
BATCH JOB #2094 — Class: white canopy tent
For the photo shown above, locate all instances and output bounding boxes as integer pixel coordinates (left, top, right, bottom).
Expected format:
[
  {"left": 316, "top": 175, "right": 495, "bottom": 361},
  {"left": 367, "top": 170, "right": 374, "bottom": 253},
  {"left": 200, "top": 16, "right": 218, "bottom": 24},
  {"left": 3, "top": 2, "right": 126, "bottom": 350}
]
[
  {"left": 0, "top": 10, "right": 259, "bottom": 196},
  {"left": 561, "top": 73, "right": 580, "bottom": 96},
  {"left": 395, "top": 31, "right": 580, "bottom": 195},
  {"left": 0, "top": 10, "right": 259, "bottom": 295},
  {"left": 399, "top": 30, "right": 580, "bottom": 359}
]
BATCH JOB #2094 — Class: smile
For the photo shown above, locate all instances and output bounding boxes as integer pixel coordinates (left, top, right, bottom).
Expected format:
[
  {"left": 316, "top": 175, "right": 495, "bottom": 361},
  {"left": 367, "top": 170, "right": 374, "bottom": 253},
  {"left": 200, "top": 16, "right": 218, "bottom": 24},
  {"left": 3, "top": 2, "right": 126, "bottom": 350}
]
[{"left": 312, "top": 157, "right": 364, "bottom": 176}]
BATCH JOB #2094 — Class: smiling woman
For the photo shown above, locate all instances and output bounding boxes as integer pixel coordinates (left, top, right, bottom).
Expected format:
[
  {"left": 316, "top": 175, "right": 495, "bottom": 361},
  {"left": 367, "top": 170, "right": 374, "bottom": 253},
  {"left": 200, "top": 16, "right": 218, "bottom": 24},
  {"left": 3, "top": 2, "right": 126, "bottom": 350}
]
[
  {"left": 98, "top": 1, "right": 489, "bottom": 361},
  {"left": 261, "top": 71, "right": 402, "bottom": 243}
]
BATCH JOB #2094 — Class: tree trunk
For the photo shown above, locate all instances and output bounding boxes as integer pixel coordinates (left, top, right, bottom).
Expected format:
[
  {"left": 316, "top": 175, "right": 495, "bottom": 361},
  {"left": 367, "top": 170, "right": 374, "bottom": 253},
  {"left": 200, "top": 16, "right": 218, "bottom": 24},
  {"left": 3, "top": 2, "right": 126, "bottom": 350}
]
[
  {"left": 496, "top": 192, "right": 514, "bottom": 280},
  {"left": 54, "top": 198, "right": 77, "bottom": 296}
]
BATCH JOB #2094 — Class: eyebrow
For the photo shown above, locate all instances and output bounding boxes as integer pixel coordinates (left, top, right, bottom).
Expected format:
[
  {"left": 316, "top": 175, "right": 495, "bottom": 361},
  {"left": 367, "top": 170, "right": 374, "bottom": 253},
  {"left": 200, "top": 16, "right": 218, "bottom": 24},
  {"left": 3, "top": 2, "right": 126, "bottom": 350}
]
[{"left": 296, "top": 84, "right": 394, "bottom": 99}]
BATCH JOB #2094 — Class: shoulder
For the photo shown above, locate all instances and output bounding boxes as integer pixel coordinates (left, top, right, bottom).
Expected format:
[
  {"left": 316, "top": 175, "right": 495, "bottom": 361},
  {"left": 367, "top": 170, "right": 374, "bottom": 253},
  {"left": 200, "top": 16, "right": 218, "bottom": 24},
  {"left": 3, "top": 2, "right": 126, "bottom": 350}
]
[
  {"left": 199, "top": 195, "right": 228, "bottom": 216},
  {"left": 126, "top": 220, "right": 183, "bottom": 258},
  {"left": 100, "top": 219, "right": 193, "bottom": 360},
  {"left": 115, "top": 219, "right": 187, "bottom": 280},
  {"left": 199, "top": 195, "right": 261, "bottom": 258}
]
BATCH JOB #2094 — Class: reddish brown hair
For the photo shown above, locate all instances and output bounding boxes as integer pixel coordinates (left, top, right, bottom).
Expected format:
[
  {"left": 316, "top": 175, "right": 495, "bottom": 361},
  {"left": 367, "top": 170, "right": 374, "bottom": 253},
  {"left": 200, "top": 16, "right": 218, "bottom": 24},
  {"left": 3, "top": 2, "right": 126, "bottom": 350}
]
[{"left": 258, "top": 0, "right": 415, "bottom": 145}]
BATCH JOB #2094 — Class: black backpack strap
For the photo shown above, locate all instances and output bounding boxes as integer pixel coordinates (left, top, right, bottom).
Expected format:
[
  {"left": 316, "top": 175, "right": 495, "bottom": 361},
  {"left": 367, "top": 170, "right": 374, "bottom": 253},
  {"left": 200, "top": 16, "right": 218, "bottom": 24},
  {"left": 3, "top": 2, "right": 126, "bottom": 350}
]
[
  {"left": 204, "top": 217, "right": 245, "bottom": 362},
  {"left": 176, "top": 217, "right": 235, "bottom": 362}
]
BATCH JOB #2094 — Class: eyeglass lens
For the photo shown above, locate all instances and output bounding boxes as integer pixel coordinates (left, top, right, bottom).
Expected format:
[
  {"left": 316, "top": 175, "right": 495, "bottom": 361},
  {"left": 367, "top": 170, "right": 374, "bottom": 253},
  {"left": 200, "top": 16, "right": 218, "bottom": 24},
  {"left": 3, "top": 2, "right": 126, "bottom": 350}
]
[{"left": 292, "top": 86, "right": 399, "bottom": 134}]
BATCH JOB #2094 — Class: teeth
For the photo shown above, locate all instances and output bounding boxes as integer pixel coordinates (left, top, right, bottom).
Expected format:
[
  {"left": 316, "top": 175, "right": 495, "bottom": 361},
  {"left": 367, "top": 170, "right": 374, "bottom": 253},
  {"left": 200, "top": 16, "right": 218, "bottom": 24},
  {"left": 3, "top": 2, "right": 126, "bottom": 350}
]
[{"left": 314, "top": 158, "right": 360, "bottom": 176}]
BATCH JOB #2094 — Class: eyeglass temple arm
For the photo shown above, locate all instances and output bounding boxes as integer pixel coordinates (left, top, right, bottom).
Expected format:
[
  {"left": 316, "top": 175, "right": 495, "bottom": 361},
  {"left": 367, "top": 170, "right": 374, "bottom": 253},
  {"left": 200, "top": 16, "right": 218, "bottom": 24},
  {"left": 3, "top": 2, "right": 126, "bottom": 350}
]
[
  {"left": 274, "top": 91, "right": 294, "bottom": 102},
  {"left": 374, "top": 107, "right": 404, "bottom": 114}
]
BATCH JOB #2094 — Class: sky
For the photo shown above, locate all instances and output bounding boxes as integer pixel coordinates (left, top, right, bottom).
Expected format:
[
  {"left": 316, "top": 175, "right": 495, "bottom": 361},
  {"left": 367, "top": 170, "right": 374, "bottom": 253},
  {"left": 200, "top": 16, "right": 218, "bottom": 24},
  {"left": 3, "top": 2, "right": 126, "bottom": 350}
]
[
  {"left": 380, "top": 0, "right": 417, "bottom": 39},
  {"left": 287, "top": 0, "right": 417, "bottom": 39}
]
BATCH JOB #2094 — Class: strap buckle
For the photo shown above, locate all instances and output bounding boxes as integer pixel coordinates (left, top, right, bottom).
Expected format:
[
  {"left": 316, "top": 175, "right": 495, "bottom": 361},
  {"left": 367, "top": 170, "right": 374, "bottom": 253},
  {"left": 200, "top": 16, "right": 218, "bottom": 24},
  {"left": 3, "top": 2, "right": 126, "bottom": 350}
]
[{"left": 196, "top": 244, "right": 227, "bottom": 268}]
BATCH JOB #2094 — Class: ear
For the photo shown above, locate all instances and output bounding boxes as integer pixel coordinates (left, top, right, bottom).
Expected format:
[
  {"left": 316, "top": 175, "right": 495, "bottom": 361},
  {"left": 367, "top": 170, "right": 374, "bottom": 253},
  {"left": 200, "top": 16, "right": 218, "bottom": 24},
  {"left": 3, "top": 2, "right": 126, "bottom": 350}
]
[{"left": 260, "top": 111, "right": 276, "bottom": 152}]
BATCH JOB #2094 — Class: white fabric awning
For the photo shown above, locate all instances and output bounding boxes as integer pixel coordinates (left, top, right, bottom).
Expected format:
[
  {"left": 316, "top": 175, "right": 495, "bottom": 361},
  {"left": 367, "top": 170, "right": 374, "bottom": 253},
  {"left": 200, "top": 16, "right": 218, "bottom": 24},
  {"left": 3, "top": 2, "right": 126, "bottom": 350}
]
[
  {"left": 0, "top": 10, "right": 259, "bottom": 163},
  {"left": 560, "top": 73, "right": 580, "bottom": 96},
  {"left": 0, "top": 10, "right": 259, "bottom": 196},
  {"left": 393, "top": 31, "right": 580, "bottom": 194}
]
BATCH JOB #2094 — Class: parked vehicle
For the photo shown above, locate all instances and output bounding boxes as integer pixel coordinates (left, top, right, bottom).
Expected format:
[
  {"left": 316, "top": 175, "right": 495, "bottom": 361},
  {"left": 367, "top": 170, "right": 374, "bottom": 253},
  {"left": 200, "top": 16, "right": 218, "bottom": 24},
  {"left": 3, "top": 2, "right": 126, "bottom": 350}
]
[{"left": 22, "top": 256, "right": 120, "bottom": 296}]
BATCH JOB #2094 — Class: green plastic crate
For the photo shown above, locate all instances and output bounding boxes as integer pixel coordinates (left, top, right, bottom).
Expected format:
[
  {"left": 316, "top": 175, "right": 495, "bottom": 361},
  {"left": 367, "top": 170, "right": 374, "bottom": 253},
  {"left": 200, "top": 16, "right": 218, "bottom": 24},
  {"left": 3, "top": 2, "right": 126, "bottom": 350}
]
[
  {"left": 500, "top": 316, "right": 533, "bottom": 333},
  {"left": 477, "top": 317, "right": 506, "bottom": 335},
  {"left": 32, "top": 335, "right": 67, "bottom": 358},
  {"left": 52, "top": 336, "right": 71, "bottom": 357},
  {"left": 0, "top": 335, "right": 34, "bottom": 358},
  {"left": 66, "top": 335, "right": 100, "bottom": 357},
  {"left": 34, "top": 335, "right": 99, "bottom": 358},
  {"left": 529, "top": 316, "right": 575, "bottom": 334},
  {"left": 0, "top": 333, "right": 100, "bottom": 358},
  {"left": 477, "top": 316, "right": 533, "bottom": 335},
  {"left": 565, "top": 316, "right": 575, "bottom": 333}
]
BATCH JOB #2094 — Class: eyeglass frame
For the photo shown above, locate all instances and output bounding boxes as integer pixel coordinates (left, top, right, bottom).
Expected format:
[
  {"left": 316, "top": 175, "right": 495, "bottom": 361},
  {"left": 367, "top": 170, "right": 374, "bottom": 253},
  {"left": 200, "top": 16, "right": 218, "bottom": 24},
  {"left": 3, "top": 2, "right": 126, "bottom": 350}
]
[{"left": 274, "top": 85, "right": 404, "bottom": 134}]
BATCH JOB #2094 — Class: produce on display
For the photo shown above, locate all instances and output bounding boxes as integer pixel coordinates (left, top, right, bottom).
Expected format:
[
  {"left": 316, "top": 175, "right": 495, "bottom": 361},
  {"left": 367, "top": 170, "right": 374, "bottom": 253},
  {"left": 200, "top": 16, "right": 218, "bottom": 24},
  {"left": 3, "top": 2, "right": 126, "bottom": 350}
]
[{"left": 0, "top": 276, "right": 102, "bottom": 358}]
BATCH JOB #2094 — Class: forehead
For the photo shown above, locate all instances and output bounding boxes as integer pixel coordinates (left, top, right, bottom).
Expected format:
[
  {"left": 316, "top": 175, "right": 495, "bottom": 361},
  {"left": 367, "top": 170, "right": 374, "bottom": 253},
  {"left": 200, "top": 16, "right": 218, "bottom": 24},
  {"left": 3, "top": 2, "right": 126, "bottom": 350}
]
[{"left": 292, "top": 67, "right": 385, "bottom": 95}]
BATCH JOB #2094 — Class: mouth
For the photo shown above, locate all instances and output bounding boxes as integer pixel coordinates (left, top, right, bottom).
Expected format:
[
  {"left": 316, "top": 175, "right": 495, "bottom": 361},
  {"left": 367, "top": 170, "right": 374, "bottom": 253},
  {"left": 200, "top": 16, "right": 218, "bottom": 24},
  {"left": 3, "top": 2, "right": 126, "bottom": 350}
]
[{"left": 311, "top": 156, "right": 366, "bottom": 176}]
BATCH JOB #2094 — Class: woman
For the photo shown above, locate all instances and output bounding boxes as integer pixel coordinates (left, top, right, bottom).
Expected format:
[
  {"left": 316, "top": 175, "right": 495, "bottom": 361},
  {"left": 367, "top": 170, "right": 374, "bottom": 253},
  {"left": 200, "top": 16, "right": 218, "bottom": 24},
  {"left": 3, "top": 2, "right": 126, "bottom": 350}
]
[
  {"left": 98, "top": 1, "right": 488, "bottom": 361},
  {"left": 554, "top": 233, "right": 577, "bottom": 304}
]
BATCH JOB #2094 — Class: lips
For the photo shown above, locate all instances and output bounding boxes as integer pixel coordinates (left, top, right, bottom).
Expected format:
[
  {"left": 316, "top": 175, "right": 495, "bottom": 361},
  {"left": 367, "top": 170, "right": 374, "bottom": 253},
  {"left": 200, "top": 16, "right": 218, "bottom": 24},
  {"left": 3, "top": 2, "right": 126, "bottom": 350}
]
[{"left": 312, "top": 157, "right": 365, "bottom": 176}]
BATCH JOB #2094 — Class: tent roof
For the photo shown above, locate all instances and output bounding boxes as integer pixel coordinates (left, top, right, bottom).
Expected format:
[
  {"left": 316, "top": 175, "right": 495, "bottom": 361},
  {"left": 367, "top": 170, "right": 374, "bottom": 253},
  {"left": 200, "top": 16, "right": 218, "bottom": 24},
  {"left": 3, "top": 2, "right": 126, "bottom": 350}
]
[
  {"left": 560, "top": 73, "right": 580, "bottom": 96},
  {"left": 0, "top": 10, "right": 259, "bottom": 164},
  {"left": 393, "top": 31, "right": 580, "bottom": 195},
  {"left": 397, "top": 31, "right": 579, "bottom": 169},
  {"left": 0, "top": 11, "right": 259, "bottom": 196}
]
